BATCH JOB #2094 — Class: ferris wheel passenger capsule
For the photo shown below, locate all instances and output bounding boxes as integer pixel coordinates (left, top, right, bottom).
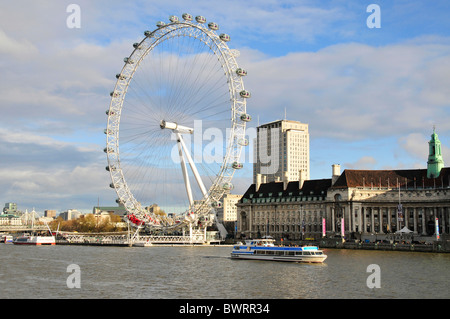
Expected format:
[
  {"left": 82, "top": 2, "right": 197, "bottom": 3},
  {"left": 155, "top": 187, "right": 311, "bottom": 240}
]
[
  {"left": 232, "top": 162, "right": 243, "bottom": 169},
  {"left": 169, "top": 15, "right": 179, "bottom": 23},
  {"left": 109, "top": 183, "right": 115, "bottom": 188},
  {"left": 156, "top": 21, "right": 166, "bottom": 28},
  {"left": 116, "top": 74, "right": 127, "bottom": 80},
  {"left": 133, "top": 43, "right": 142, "bottom": 49},
  {"left": 211, "top": 201, "right": 222, "bottom": 208},
  {"left": 195, "top": 16, "right": 206, "bottom": 23},
  {"left": 239, "top": 90, "right": 251, "bottom": 98},
  {"left": 104, "top": 129, "right": 113, "bottom": 135},
  {"left": 238, "top": 138, "right": 249, "bottom": 146},
  {"left": 208, "top": 22, "right": 219, "bottom": 30},
  {"left": 106, "top": 110, "right": 115, "bottom": 116},
  {"left": 123, "top": 57, "right": 134, "bottom": 64},
  {"left": 236, "top": 68, "right": 247, "bottom": 76},
  {"left": 222, "top": 182, "right": 234, "bottom": 190},
  {"left": 240, "top": 113, "right": 251, "bottom": 122},
  {"left": 169, "top": 16, "right": 180, "bottom": 22},
  {"left": 144, "top": 30, "right": 153, "bottom": 37},
  {"left": 182, "top": 13, "right": 193, "bottom": 21},
  {"left": 110, "top": 91, "right": 120, "bottom": 98},
  {"left": 219, "top": 33, "right": 230, "bottom": 42}
]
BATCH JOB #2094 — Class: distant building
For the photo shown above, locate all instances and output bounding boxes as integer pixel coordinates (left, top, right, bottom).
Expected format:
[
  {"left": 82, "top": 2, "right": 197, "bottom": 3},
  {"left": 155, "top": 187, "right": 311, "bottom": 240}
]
[
  {"left": 0, "top": 214, "right": 22, "bottom": 226},
  {"left": 59, "top": 209, "right": 82, "bottom": 221},
  {"left": 3, "top": 203, "right": 17, "bottom": 215},
  {"left": 93, "top": 202, "right": 127, "bottom": 217},
  {"left": 253, "top": 119, "right": 309, "bottom": 184},
  {"left": 39, "top": 216, "right": 54, "bottom": 224},
  {"left": 93, "top": 212, "right": 112, "bottom": 223},
  {"left": 44, "top": 210, "right": 57, "bottom": 218}
]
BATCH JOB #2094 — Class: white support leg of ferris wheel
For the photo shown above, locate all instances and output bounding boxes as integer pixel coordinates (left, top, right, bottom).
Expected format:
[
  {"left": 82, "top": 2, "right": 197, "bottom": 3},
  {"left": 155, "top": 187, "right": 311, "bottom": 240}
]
[
  {"left": 162, "top": 119, "right": 209, "bottom": 207},
  {"left": 176, "top": 135, "right": 194, "bottom": 207},
  {"left": 176, "top": 131, "right": 208, "bottom": 199}
]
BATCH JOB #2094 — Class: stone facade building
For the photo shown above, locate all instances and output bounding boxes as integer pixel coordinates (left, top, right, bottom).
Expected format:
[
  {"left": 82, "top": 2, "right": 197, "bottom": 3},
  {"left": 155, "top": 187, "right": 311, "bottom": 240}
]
[
  {"left": 237, "top": 130, "right": 450, "bottom": 242},
  {"left": 237, "top": 170, "right": 331, "bottom": 240},
  {"left": 237, "top": 166, "right": 450, "bottom": 241}
]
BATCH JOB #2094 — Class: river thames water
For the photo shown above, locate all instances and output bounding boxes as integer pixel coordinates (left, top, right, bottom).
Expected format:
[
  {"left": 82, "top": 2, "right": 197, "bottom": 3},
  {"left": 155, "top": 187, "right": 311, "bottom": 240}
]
[{"left": 0, "top": 244, "right": 448, "bottom": 299}]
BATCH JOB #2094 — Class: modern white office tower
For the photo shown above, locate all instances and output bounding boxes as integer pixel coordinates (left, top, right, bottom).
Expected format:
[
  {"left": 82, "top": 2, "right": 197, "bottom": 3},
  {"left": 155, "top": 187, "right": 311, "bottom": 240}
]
[{"left": 253, "top": 119, "right": 310, "bottom": 183}]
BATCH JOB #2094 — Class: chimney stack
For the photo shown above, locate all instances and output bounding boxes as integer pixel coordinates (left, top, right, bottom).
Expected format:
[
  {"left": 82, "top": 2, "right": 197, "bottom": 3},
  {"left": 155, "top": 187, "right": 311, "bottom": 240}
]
[
  {"left": 256, "top": 173, "right": 262, "bottom": 191},
  {"left": 332, "top": 164, "right": 341, "bottom": 185},
  {"left": 283, "top": 171, "right": 289, "bottom": 190},
  {"left": 299, "top": 170, "right": 305, "bottom": 189}
]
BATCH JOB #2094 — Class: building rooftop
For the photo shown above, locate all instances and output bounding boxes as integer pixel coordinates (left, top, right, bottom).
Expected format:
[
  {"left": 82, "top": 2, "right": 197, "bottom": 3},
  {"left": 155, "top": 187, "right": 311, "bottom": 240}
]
[
  {"left": 240, "top": 178, "right": 332, "bottom": 203},
  {"left": 332, "top": 167, "right": 450, "bottom": 189}
]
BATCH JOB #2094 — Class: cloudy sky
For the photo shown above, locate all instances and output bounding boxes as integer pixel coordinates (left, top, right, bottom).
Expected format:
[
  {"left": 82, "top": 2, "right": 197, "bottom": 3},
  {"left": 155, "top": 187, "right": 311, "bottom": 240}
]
[{"left": 1, "top": 0, "right": 449, "bottom": 214}]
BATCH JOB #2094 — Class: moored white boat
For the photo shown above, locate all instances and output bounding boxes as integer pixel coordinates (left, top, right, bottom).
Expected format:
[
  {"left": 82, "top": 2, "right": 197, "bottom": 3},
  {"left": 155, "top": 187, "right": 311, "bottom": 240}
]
[
  {"left": 13, "top": 234, "right": 56, "bottom": 246},
  {"left": 2, "top": 235, "right": 14, "bottom": 243},
  {"left": 231, "top": 239, "right": 327, "bottom": 263},
  {"left": 12, "top": 214, "right": 56, "bottom": 246}
]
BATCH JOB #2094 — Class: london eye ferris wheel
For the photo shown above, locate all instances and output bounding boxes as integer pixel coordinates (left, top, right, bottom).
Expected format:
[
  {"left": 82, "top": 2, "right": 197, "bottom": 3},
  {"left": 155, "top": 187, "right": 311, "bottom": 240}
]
[{"left": 105, "top": 13, "right": 251, "bottom": 230}]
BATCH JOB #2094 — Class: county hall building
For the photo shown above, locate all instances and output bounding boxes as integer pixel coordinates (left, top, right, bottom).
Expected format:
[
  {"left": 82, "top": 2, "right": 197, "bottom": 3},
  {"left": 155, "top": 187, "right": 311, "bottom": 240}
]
[{"left": 236, "top": 129, "right": 450, "bottom": 241}]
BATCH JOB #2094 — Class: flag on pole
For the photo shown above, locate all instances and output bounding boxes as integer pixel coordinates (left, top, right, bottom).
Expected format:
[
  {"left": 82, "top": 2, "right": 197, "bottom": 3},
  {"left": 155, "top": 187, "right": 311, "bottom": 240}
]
[
  {"left": 301, "top": 220, "right": 305, "bottom": 237},
  {"left": 397, "top": 204, "right": 403, "bottom": 222},
  {"left": 322, "top": 218, "right": 326, "bottom": 237},
  {"left": 435, "top": 218, "right": 440, "bottom": 240}
]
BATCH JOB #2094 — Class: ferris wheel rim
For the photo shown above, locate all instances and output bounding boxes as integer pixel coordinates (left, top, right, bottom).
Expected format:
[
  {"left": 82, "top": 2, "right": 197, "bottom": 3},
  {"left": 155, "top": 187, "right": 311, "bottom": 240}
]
[{"left": 105, "top": 14, "right": 249, "bottom": 229}]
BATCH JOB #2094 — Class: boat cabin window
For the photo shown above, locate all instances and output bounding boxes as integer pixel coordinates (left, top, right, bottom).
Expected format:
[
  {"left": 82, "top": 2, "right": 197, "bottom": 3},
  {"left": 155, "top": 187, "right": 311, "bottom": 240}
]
[{"left": 286, "top": 251, "right": 295, "bottom": 256}]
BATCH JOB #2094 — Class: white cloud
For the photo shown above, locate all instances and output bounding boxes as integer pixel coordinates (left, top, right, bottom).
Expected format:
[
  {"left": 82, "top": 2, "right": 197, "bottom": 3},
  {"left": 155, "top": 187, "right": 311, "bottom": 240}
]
[
  {"left": 0, "top": 1, "right": 449, "bottom": 213},
  {"left": 0, "top": 164, "right": 113, "bottom": 213},
  {"left": 398, "top": 133, "right": 428, "bottom": 161},
  {"left": 0, "top": 29, "right": 39, "bottom": 58},
  {"left": 241, "top": 39, "right": 450, "bottom": 140},
  {"left": 399, "top": 132, "right": 450, "bottom": 164},
  {"left": 0, "top": 127, "right": 113, "bottom": 212},
  {"left": 344, "top": 156, "right": 378, "bottom": 170}
]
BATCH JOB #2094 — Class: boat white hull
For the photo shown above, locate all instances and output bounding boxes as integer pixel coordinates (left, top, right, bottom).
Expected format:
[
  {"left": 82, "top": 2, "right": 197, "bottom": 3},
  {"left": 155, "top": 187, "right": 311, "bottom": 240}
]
[
  {"left": 231, "top": 253, "right": 327, "bottom": 263},
  {"left": 14, "top": 236, "right": 56, "bottom": 245},
  {"left": 231, "top": 239, "right": 327, "bottom": 263}
]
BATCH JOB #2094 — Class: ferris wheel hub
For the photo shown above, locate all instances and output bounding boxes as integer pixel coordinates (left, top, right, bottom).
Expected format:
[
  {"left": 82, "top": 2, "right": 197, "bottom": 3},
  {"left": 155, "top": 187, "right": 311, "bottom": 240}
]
[{"left": 160, "top": 120, "right": 194, "bottom": 134}]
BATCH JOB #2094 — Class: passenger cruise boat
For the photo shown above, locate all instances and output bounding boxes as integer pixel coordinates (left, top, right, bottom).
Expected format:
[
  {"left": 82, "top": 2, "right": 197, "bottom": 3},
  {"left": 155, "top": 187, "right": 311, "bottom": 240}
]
[
  {"left": 231, "top": 239, "right": 327, "bottom": 263},
  {"left": 13, "top": 234, "right": 56, "bottom": 246},
  {"left": 12, "top": 212, "right": 56, "bottom": 246}
]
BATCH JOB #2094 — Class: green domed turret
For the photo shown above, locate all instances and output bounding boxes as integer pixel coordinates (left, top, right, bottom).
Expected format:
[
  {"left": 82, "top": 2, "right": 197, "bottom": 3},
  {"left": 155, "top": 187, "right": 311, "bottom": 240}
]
[{"left": 427, "top": 127, "right": 444, "bottom": 178}]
